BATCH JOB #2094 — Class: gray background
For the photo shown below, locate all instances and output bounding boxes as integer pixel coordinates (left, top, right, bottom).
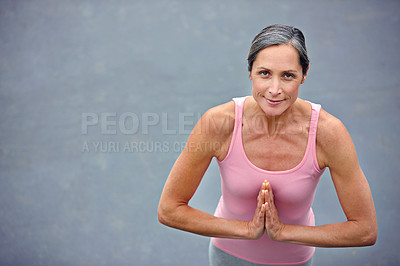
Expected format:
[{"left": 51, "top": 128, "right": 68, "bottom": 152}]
[{"left": 1, "top": 0, "right": 399, "bottom": 265}]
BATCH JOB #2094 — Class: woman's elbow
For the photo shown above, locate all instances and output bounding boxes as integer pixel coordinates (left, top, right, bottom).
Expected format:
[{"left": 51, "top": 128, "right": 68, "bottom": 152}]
[
  {"left": 157, "top": 201, "right": 180, "bottom": 228},
  {"left": 157, "top": 203, "right": 171, "bottom": 226},
  {"left": 360, "top": 223, "right": 378, "bottom": 246},
  {"left": 364, "top": 227, "right": 377, "bottom": 246}
]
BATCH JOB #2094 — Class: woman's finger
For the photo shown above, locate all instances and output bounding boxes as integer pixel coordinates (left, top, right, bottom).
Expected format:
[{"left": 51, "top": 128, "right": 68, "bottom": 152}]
[
  {"left": 256, "top": 187, "right": 265, "bottom": 215},
  {"left": 265, "top": 181, "right": 274, "bottom": 203}
]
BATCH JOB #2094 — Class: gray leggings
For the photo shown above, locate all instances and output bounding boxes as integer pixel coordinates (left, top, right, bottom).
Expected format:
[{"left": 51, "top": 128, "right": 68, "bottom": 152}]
[{"left": 209, "top": 240, "right": 313, "bottom": 266}]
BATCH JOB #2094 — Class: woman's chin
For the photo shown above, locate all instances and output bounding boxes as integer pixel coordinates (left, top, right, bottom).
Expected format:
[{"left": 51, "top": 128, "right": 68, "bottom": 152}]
[{"left": 258, "top": 101, "right": 288, "bottom": 117}]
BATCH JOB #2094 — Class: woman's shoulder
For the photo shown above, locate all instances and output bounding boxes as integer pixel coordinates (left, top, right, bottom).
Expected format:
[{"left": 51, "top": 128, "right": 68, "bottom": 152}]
[
  {"left": 316, "top": 108, "right": 354, "bottom": 168},
  {"left": 200, "top": 100, "right": 236, "bottom": 137},
  {"left": 192, "top": 100, "right": 236, "bottom": 160},
  {"left": 317, "top": 108, "right": 347, "bottom": 139}
]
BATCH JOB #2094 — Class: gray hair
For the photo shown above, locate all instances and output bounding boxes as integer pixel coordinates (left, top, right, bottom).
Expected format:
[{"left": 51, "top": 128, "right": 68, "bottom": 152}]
[{"left": 247, "top": 25, "right": 309, "bottom": 75}]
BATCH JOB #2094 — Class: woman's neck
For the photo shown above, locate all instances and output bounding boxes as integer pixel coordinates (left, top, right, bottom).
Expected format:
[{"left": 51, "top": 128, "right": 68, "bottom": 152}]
[{"left": 245, "top": 97, "right": 306, "bottom": 138}]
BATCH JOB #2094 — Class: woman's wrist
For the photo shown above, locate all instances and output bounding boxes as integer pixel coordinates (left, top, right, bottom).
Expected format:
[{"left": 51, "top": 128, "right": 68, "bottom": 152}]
[{"left": 273, "top": 223, "right": 288, "bottom": 242}]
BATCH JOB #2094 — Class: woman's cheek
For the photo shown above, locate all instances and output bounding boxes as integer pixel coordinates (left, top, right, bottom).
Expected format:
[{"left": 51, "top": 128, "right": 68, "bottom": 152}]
[{"left": 253, "top": 79, "right": 268, "bottom": 93}]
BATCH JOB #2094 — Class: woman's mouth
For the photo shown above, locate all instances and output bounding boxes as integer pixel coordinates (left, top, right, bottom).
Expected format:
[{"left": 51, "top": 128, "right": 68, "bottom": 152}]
[{"left": 265, "top": 98, "right": 285, "bottom": 105}]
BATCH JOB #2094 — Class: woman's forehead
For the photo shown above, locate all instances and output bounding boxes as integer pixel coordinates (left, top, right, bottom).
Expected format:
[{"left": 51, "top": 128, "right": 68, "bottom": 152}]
[{"left": 253, "top": 44, "right": 302, "bottom": 70}]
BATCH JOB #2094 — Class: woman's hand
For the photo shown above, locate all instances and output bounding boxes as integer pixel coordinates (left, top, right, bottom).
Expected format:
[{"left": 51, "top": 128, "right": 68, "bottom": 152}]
[
  {"left": 246, "top": 182, "right": 267, "bottom": 240},
  {"left": 263, "top": 180, "right": 285, "bottom": 241}
]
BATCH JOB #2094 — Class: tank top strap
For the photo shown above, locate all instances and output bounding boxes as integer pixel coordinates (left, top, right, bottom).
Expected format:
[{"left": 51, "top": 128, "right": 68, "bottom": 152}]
[
  {"left": 217, "top": 96, "right": 248, "bottom": 164},
  {"left": 306, "top": 101, "right": 323, "bottom": 172},
  {"left": 232, "top": 96, "right": 247, "bottom": 136},
  {"left": 308, "top": 102, "right": 322, "bottom": 136}
]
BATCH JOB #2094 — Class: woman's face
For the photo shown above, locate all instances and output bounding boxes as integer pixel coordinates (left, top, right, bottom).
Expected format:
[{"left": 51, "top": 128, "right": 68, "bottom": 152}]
[{"left": 250, "top": 44, "right": 307, "bottom": 117}]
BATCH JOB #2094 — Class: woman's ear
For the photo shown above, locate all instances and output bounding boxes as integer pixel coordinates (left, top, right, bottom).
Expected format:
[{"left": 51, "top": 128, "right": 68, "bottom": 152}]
[{"left": 301, "top": 66, "right": 309, "bottom": 84}]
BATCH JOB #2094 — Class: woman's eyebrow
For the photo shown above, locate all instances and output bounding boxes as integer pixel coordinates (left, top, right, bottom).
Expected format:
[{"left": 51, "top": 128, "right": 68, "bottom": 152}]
[{"left": 256, "top": 66, "right": 299, "bottom": 73}]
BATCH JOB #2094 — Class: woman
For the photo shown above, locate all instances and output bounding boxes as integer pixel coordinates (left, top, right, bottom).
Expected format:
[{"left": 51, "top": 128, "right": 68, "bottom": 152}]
[{"left": 158, "top": 25, "right": 377, "bottom": 266}]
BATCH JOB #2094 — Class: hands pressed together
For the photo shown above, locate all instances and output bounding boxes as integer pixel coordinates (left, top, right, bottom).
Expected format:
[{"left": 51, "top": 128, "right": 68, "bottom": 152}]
[{"left": 247, "top": 180, "right": 285, "bottom": 241}]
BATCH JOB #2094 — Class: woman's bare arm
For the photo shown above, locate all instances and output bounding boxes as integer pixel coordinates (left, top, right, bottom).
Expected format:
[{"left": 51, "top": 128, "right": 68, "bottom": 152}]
[
  {"left": 264, "top": 110, "right": 378, "bottom": 247},
  {"left": 158, "top": 102, "right": 266, "bottom": 240}
]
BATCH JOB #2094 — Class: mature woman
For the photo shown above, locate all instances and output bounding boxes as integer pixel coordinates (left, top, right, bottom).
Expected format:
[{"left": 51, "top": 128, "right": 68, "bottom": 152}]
[{"left": 158, "top": 25, "right": 377, "bottom": 266}]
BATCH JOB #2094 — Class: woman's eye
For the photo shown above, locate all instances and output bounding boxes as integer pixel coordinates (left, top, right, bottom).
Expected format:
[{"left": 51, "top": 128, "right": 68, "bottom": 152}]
[
  {"left": 283, "top": 73, "right": 294, "bottom": 79},
  {"left": 260, "top": 71, "right": 270, "bottom": 76}
]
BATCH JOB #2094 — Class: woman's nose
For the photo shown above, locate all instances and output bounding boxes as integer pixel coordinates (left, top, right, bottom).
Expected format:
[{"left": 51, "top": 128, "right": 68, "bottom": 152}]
[{"left": 268, "top": 78, "right": 282, "bottom": 96}]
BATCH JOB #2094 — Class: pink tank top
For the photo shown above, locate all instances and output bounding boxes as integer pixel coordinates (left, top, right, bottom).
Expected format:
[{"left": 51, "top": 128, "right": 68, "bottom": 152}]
[{"left": 212, "top": 96, "right": 325, "bottom": 265}]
